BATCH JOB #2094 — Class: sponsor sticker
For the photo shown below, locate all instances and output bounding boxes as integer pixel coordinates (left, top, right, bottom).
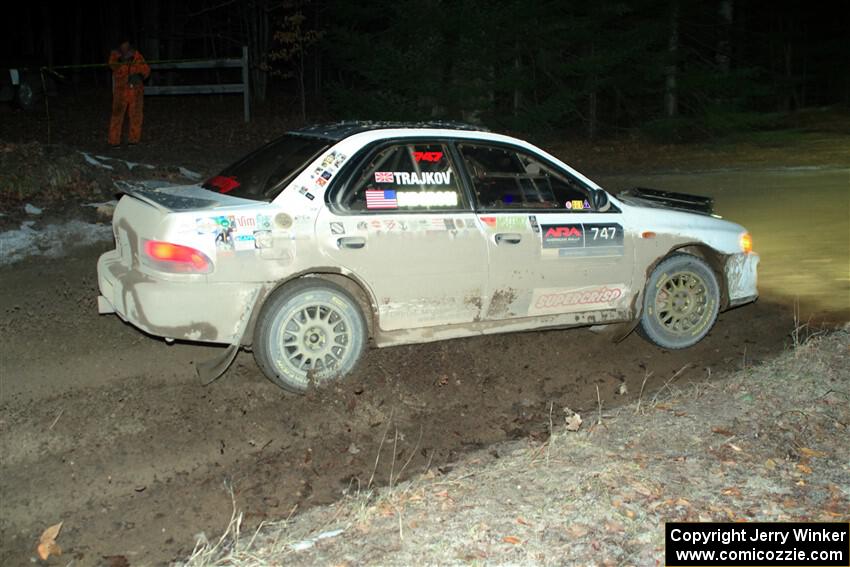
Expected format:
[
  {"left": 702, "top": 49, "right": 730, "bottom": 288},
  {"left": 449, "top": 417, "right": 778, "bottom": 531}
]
[
  {"left": 542, "top": 224, "right": 584, "bottom": 249},
  {"left": 366, "top": 190, "right": 458, "bottom": 209},
  {"left": 413, "top": 151, "right": 443, "bottom": 162},
  {"left": 253, "top": 230, "right": 272, "bottom": 248},
  {"left": 542, "top": 222, "right": 624, "bottom": 257},
  {"left": 372, "top": 171, "right": 453, "bottom": 185},
  {"left": 529, "top": 285, "right": 625, "bottom": 315},
  {"left": 330, "top": 222, "right": 345, "bottom": 235},
  {"left": 480, "top": 216, "right": 527, "bottom": 230},
  {"left": 565, "top": 199, "right": 592, "bottom": 210},
  {"left": 274, "top": 213, "right": 293, "bottom": 229},
  {"left": 233, "top": 234, "right": 256, "bottom": 251}
]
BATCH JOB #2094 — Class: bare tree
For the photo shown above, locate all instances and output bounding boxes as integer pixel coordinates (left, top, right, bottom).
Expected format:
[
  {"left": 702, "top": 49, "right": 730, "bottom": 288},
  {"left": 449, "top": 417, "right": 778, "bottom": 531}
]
[{"left": 664, "top": 0, "right": 679, "bottom": 117}]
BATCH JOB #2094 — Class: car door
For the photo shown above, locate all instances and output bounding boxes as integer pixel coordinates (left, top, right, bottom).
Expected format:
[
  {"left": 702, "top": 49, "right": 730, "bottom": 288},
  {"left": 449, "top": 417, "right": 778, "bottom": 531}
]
[
  {"left": 456, "top": 141, "right": 634, "bottom": 321},
  {"left": 318, "top": 139, "right": 489, "bottom": 331}
]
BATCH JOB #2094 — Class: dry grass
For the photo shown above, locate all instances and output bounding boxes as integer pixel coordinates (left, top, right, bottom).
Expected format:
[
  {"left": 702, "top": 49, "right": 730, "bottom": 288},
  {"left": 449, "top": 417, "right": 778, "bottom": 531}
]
[{"left": 175, "top": 326, "right": 850, "bottom": 567}]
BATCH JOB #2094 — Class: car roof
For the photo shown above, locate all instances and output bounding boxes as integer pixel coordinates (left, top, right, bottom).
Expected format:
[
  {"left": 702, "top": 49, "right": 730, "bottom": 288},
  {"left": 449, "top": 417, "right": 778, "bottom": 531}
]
[{"left": 287, "top": 120, "right": 490, "bottom": 141}]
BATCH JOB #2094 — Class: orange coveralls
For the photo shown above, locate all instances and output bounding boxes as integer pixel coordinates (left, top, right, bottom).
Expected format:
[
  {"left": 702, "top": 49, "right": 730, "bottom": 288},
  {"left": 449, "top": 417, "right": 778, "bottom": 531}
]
[{"left": 108, "top": 50, "right": 151, "bottom": 145}]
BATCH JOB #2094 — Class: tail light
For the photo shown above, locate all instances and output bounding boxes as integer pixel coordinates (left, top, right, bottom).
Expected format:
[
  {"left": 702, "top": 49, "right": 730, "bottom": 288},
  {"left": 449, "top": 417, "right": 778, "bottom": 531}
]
[
  {"left": 205, "top": 175, "right": 240, "bottom": 194},
  {"left": 142, "top": 240, "right": 213, "bottom": 274},
  {"left": 740, "top": 232, "right": 753, "bottom": 254}
]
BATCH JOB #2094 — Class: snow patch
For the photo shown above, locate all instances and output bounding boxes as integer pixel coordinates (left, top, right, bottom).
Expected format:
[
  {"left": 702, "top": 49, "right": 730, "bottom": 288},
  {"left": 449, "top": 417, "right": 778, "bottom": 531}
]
[
  {"left": 0, "top": 220, "right": 113, "bottom": 266},
  {"left": 24, "top": 203, "right": 43, "bottom": 215},
  {"left": 179, "top": 167, "right": 202, "bottom": 180},
  {"left": 80, "top": 152, "right": 114, "bottom": 170}
]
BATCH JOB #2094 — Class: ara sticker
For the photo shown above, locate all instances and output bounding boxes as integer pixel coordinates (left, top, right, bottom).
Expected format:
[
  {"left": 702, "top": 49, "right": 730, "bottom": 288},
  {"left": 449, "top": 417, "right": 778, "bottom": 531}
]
[{"left": 542, "top": 223, "right": 624, "bottom": 257}]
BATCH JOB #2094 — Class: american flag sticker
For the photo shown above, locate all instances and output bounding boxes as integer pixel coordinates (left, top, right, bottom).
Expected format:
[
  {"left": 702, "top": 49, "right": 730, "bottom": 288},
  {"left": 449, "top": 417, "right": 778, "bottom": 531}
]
[
  {"left": 366, "top": 189, "right": 398, "bottom": 209},
  {"left": 374, "top": 171, "right": 394, "bottom": 183}
]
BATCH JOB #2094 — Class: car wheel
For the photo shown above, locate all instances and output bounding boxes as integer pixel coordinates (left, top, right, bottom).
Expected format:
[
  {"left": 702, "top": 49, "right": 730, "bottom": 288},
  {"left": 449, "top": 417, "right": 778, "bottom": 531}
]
[
  {"left": 253, "top": 279, "right": 367, "bottom": 393},
  {"left": 638, "top": 253, "right": 720, "bottom": 349}
]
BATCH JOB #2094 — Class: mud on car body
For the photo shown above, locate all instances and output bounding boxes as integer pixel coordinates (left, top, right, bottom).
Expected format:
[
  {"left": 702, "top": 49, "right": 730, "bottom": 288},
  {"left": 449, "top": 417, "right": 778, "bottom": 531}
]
[{"left": 97, "top": 122, "right": 759, "bottom": 392}]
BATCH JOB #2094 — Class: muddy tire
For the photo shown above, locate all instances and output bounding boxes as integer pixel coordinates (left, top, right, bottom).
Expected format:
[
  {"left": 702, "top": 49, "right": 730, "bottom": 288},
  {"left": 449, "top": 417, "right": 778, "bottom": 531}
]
[
  {"left": 638, "top": 253, "right": 720, "bottom": 349},
  {"left": 253, "top": 279, "right": 367, "bottom": 393}
]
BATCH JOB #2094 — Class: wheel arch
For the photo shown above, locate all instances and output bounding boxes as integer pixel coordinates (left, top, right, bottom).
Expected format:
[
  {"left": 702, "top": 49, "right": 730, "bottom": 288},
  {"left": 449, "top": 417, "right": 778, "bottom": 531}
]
[
  {"left": 241, "top": 268, "right": 379, "bottom": 347},
  {"left": 614, "top": 242, "right": 730, "bottom": 343}
]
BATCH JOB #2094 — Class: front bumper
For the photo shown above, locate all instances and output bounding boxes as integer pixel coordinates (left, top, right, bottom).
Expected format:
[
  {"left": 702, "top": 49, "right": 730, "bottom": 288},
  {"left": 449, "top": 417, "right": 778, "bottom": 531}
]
[
  {"left": 97, "top": 249, "right": 261, "bottom": 344},
  {"left": 725, "top": 252, "right": 760, "bottom": 307}
]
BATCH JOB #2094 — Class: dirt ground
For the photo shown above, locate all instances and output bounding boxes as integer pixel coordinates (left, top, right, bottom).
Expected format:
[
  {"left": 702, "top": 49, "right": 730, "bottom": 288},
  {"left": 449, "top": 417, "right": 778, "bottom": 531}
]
[
  {"left": 179, "top": 330, "right": 849, "bottom": 567},
  {"left": 1, "top": 96, "right": 848, "bottom": 566},
  {"left": 1, "top": 243, "right": 798, "bottom": 566}
]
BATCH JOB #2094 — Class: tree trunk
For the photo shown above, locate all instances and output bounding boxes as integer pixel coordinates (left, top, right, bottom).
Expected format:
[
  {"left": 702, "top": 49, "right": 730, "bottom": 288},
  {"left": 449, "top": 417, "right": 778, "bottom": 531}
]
[
  {"left": 716, "top": 0, "right": 733, "bottom": 73},
  {"left": 40, "top": 4, "right": 53, "bottom": 68},
  {"left": 513, "top": 41, "right": 522, "bottom": 116},
  {"left": 244, "top": 0, "right": 270, "bottom": 104},
  {"left": 664, "top": 0, "right": 679, "bottom": 117},
  {"left": 587, "top": 43, "right": 597, "bottom": 139}
]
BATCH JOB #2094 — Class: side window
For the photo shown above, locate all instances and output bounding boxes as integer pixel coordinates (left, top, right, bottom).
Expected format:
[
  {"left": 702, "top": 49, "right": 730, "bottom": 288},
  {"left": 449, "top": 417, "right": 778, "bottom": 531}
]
[
  {"left": 340, "top": 142, "right": 467, "bottom": 212},
  {"left": 459, "top": 144, "right": 593, "bottom": 211}
]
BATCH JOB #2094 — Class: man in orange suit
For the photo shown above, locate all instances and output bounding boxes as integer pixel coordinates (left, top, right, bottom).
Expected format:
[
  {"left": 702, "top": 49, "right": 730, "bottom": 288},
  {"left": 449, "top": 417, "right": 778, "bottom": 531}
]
[{"left": 108, "top": 39, "right": 151, "bottom": 147}]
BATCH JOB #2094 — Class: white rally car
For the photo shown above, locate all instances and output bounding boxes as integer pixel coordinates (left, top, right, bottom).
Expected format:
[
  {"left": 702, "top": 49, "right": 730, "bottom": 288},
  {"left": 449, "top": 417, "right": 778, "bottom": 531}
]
[{"left": 97, "top": 122, "right": 759, "bottom": 392}]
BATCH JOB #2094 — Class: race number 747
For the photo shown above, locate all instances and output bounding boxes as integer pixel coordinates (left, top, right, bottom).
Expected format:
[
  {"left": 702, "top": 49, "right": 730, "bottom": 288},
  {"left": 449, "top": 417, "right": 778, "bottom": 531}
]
[{"left": 590, "top": 226, "right": 617, "bottom": 240}]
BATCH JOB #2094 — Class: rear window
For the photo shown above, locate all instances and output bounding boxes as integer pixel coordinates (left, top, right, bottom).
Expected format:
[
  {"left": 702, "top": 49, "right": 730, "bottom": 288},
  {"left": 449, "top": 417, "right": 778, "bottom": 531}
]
[{"left": 203, "top": 135, "right": 330, "bottom": 201}]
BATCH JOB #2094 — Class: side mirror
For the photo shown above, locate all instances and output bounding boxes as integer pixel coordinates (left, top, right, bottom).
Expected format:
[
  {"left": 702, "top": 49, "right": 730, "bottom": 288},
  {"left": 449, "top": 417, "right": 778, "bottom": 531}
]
[{"left": 592, "top": 189, "right": 610, "bottom": 212}]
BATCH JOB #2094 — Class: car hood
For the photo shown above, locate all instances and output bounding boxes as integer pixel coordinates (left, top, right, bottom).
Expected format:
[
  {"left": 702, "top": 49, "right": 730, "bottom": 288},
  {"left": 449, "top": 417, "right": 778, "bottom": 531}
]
[{"left": 615, "top": 187, "right": 714, "bottom": 216}]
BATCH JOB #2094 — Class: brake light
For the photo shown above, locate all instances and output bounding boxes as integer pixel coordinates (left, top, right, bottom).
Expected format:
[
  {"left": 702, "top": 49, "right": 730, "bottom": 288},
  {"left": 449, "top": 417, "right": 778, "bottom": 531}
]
[
  {"left": 143, "top": 240, "right": 213, "bottom": 273},
  {"left": 207, "top": 175, "right": 240, "bottom": 194},
  {"left": 740, "top": 232, "right": 753, "bottom": 254}
]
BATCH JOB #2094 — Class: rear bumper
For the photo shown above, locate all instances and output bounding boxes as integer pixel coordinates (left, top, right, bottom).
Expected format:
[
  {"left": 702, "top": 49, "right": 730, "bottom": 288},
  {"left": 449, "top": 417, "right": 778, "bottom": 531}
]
[
  {"left": 725, "top": 252, "right": 759, "bottom": 307},
  {"left": 97, "top": 249, "right": 261, "bottom": 344}
]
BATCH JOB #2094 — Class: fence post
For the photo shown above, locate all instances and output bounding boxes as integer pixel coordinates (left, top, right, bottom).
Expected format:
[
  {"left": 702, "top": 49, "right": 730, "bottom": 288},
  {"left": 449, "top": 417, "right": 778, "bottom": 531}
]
[{"left": 242, "top": 46, "right": 250, "bottom": 123}]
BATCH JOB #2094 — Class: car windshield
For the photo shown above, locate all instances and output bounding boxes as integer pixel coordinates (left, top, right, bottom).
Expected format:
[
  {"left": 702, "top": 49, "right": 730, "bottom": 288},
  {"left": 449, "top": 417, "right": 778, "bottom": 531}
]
[{"left": 203, "top": 135, "right": 330, "bottom": 201}]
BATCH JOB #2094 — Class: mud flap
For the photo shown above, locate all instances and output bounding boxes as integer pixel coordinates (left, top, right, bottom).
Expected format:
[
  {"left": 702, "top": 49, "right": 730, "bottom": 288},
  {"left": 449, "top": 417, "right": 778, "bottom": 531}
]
[
  {"left": 194, "top": 287, "right": 260, "bottom": 385},
  {"left": 196, "top": 344, "right": 241, "bottom": 385}
]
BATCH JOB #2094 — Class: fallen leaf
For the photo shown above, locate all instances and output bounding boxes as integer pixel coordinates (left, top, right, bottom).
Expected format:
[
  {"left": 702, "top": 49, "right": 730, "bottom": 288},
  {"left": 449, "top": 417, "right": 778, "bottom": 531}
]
[
  {"left": 625, "top": 509, "right": 636, "bottom": 519},
  {"left": 796, "top": 463, "right": 812, "bottom": 474},
  {"left": 721, "top": 487, "right": 742, "bottom": 497},
  {"left": 728, "top": 443, "right": 743, "bottom": 452},
  {"left": 605, "top": 520, "right": 625, "bottom": 533},
  {"left": 799, "top": 447, "right": 826, "bottom": 458},
  {"left": 617, "top": 383, "right": 628, "bottom": 395},
  {"left": 102, "top": 555, "right": 131, "bottom": 567},
  {"left": 712, "top": 427, "right": 735, "bottom": 436},
  {"left": 764, "top": 458, "right": 777, "bottom": 470},
  {"left": 566, "top": 524, "right": 589, "bottom": 538},
  {"left": 516, "top": 517, "right": 531, "bottom": 526},
  {"left": 36, "top": 522, "right": 62, "bottom": 561},
  {"left": 502, "top": 536, "right": 522, "bottom": 545},
  {"left": 565, "top": 412, "right": 583, "bottom": 431}
]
